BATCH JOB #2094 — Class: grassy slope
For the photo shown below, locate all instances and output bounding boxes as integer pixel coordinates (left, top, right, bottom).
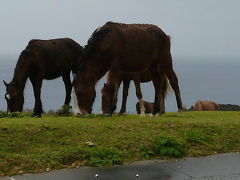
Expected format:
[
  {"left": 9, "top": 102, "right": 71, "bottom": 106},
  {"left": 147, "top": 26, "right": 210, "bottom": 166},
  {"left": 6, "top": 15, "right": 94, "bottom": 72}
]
[{"left": 0, "top": 111, "right": 240, "bottom": 176}]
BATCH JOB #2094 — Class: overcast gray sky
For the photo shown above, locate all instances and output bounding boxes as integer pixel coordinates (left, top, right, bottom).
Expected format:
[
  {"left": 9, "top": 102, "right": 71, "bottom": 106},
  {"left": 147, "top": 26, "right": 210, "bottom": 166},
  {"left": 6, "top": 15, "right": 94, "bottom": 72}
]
[{"left": 0, "top": 0, "right": 240, "bottom": 60}]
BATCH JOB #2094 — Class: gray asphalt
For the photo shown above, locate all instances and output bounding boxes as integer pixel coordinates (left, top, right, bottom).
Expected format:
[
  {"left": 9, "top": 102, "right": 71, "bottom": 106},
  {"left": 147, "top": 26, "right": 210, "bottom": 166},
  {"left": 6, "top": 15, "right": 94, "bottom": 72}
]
[{"left": 1, "top": 153, "right": 240, "bottom": 180}]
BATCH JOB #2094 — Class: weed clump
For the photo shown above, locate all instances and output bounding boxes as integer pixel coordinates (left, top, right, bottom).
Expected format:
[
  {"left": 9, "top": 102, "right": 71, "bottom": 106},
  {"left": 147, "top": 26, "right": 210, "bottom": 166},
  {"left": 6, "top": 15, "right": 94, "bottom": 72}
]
[
  {"left": 152, "top": 136, "right": 186, "bottom": 158},
  {"left": 0, "top": 111, "right": 8, "bottom": 118},
  {"left": 139, "top": 145, "right": 154, "bottom": 158},
  {"left": 86, "top": 147, "right": 123, "bottom": 167},
  {"left": 183, "top": 129, "right": 211, "bottom": 144},
  {"left": 57, "top": 147, "right": 123, "bottom": 167},
  {"left": 56, "top": 105, "right": 72, "bottom": 116},
  {"left": 0, "top": 111, "right": 22, "bottom": 118},
  {"left": 58, "top": 148, "right": 85, "bottom": 165},
  {"left": 8, "top": 112, "right": 23, "bottom": 118}
]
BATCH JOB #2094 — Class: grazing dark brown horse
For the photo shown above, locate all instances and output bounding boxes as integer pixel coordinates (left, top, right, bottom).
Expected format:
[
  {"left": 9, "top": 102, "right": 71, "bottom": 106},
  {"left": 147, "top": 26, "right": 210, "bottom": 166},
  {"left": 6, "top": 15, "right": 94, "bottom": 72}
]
[
  {"left": 193, "top": 100, "right": 219, "bottom": 111},
  {"left": 101, "top": 71, "right": 170, "bottom": 116},
  {"left": 4, "top": 38, "right": 83, "bottom": 117},
  {"left": 73, "top": 22, "right": 183, "bottom": 116}
]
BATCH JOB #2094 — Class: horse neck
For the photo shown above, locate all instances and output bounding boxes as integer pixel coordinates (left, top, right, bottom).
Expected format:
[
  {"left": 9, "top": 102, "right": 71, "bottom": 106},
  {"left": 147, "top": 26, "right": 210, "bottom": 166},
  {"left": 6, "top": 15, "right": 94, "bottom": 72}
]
[
  {"left": 12, "top": 61, "right": 30, "bottom": 91},
  {"left": 80, "top": 57, "right": 108, "bottom": 85},
  {"left": 89, "top": 64, "right": 108, "bottom": 84}
]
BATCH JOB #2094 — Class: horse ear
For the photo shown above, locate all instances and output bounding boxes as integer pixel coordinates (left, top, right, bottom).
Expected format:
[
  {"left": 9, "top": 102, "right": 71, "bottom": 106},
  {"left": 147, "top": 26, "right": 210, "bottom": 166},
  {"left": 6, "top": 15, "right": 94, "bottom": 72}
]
[{"left": 3, "top": 80, "right": 8, "bottom": 87}]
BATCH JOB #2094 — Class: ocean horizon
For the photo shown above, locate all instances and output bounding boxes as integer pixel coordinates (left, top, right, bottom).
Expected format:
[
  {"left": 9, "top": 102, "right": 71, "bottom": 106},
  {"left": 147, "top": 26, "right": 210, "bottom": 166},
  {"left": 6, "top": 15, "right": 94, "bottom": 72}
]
[{"left": 0, "top": 55, "right": 239, "bottom": 114}]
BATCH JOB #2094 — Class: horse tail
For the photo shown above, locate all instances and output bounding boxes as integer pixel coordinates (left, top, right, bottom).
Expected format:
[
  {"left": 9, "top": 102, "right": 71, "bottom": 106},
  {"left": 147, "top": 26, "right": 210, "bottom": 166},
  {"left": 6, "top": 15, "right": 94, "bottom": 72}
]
[{"left": 161, "top": 73, "right": 173, "bottom": 99}]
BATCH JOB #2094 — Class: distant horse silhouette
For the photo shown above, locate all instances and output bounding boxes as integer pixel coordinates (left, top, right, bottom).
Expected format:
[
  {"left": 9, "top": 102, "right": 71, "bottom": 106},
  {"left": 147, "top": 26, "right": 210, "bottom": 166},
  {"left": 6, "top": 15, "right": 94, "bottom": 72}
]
[
  {"left": 193, "top": 100, "right": 219, "bottom": 111},
  {"left": 4, "top": 38, "right": 83, "bottom": 117},
  {"left": 101, "top": 71, "right": 170, "bottom": 115},
  {"left": 73, "top": 22, "right": 183, "bottom": 115},
  {"left": 136, "top": 101, "right": 154, "bottom": 114}
]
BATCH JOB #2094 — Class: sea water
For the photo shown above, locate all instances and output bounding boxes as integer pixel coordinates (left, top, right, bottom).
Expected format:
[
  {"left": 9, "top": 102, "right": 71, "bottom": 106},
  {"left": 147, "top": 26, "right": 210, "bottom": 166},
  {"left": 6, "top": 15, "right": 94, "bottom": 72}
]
[{"left": 0, "top": 55, "right": 239, "bottom": 113}]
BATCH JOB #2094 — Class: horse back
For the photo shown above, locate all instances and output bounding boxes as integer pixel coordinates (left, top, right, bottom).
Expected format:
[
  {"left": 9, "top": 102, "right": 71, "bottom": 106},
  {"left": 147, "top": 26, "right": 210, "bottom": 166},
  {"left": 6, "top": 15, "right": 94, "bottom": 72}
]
[
  {"left": 194, "top": 100, "right": 219, "bottom": 111},
  {"left": 201, "top": 101, "right": 219, "bottom": 110},
  {"left": 104, "top": 22, "right": 169, "bottom": 54},
  {"left": 21, "top": 38, "right": 82, "bottom": 78},
  {"left": 87, "top": 22, "right": 171, "bottom": 73},
  {"left": 26, "top": 38, "right": 82, "bottom": 62}
]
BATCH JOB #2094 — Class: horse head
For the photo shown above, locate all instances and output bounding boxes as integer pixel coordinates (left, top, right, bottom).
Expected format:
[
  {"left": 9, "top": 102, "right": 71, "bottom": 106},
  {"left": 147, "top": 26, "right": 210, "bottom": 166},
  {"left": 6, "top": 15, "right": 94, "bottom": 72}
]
[
  {"left": 3, "top": 80, "right": 24, "bottom": 113},
  {"left": 73, "top": 81, "right": 95, "bottom": 115}
]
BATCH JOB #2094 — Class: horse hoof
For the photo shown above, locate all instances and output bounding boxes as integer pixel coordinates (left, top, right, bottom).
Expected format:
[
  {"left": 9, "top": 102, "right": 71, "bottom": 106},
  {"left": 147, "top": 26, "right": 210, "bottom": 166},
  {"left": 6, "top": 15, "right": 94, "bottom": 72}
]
[
  {"left": 31, "top": 114, "right": 41, "bottom": 118},
  {"left": 118, "top": 112, "right": 126, "bottom": 115},
  {"left": 140, "top": 113, "right": 146, "bottom": 117},
  {"left": 150, "top": 113, "right": 159, "bottom": 117},
  {"left": 119, "top": 110, "right": 126, "bottom": 114},
  {"left": 75, "top": 113, "right": 81, "bottom": 117},
  {"left": 105, "top": 113, "right": 112, "bottom": 117}
]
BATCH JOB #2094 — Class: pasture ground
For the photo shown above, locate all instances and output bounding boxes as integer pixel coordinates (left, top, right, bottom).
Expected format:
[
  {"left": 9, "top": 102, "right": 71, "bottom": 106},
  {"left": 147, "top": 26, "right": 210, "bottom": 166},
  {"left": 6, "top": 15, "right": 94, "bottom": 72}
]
[{"left": 0, "top": 111, "right": 240, "bottom": 176}]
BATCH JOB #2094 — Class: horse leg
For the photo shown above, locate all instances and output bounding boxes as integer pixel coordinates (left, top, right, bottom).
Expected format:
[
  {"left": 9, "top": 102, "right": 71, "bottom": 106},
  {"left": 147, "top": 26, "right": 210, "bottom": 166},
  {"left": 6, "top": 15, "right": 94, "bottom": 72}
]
[
  {"left": 165, "top": 68, "right": 184, "bottom": 115},
  {"left": 159, "top": 75, "right": 166, "bottom": 114},
  {"left": 119, "top": 79, "right": 130, "bottom": 114},
  {"left": 150, "top": 69, "right": 162, "bottom": 116},
  {"left": 134, "top": 79, "right": 145, "bottom": 117},
  {"left": 62, "top": 73, "right": 72, "bottom": 106},
  {"left": 105, "top": 83, "right": 116, "bottom": 116},
  {"left": 152, "top": 80, "right": 161, "bottom": 116},
  {"left": 159, "top": 91, "right": 165, "bottom": 114},
  {"left": 29, "top": 77, "right": 43, "bottom": 117},
  {"left": 105, "top": 72, "right": 120, "bottom": 116}
]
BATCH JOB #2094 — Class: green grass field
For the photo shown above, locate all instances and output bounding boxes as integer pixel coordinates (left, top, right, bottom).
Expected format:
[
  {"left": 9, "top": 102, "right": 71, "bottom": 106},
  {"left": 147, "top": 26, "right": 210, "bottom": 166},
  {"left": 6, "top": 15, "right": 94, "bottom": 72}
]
[{"left": 0, "top": 111, "right": 240, "bottom": 176}]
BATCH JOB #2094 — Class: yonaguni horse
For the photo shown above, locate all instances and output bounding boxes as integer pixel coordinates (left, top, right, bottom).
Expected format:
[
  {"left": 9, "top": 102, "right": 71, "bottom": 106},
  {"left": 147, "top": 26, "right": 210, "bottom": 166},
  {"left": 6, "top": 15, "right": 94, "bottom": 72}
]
[
  {"left": 73, "top": 22, "right": 183, "bottom": 116},
  {"left": 4, "top": 38, "right": 83, "bottom": 117},
  {"left": 136, "top": 101, "right": 154, "bottom": 114},
  {"left": 193, "top": 100, "right": 219, "bottom": 111},
  {"left": 101, "top": 71, "right": 170, "bottom": 116}
]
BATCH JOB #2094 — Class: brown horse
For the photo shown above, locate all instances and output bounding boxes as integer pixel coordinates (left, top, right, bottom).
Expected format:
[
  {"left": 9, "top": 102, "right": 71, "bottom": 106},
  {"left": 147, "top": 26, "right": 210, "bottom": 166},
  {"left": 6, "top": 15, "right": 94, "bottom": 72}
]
[
  {"left": 101, "top": 71, "right": 170, "bottom": 115},
  {"left": 4, "top": 38, "right": 83, "bottom": 117},
  {"left": 193, "top": 100, "right": 219, "bottom": 111},
  {"left": 73, "top": 22, "right": 183, "bottom": 115},
  {"left": 136, "top": 101, "right": 154, "bottom": 114}
]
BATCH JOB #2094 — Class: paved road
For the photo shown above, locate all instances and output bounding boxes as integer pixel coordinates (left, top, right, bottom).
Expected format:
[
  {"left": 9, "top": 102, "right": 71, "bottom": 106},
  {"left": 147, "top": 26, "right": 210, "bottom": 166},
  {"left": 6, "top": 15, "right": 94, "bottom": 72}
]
[{"left": 1, "top": 153, "right": 240, "bottom": 180}]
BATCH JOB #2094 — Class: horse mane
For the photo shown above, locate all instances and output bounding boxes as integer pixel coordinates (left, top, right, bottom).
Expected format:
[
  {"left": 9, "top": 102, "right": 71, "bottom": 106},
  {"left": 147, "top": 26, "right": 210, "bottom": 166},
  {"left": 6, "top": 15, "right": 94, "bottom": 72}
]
[
  {"left": 76, "top": 25, "right": 110, "bottom": 74},
  {"left": 82, "top": 26, "right": 110, "bottom": 58},
  {"left": 106, "top": 21, "right": 159, "bottom": 28},
  {"left": 15, "top": 49, "right": 31, "bottom": 68},
  {"left": 12, "top": 49, "right": 32, "bottom": 83}
]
